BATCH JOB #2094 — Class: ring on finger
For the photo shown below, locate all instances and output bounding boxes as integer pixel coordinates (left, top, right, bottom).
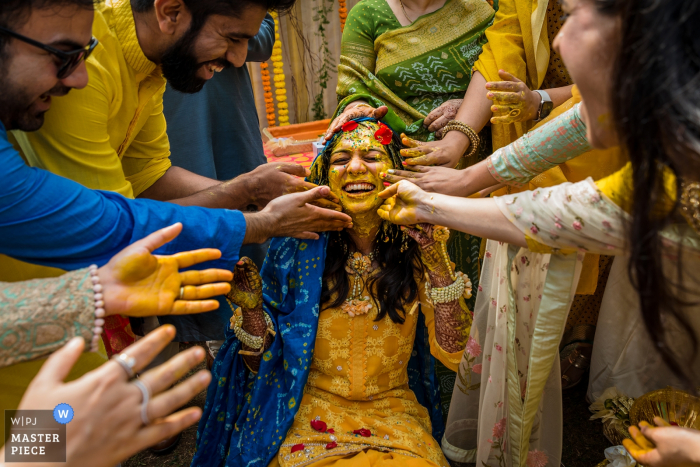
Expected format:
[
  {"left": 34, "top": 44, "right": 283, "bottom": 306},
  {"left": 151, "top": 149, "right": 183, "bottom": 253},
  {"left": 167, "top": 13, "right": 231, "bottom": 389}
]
[
  {"left": 113, "top": 353, "right": 137, "bottom": 379},
  {"left": 509, "top": 109, "right": 522, "bottom": 117},
  {"left": 179, "top": 286, "right": 185, "bottom": 300},
  {"left": 133, "top": 379, "right": 151, "bottom": 425}
]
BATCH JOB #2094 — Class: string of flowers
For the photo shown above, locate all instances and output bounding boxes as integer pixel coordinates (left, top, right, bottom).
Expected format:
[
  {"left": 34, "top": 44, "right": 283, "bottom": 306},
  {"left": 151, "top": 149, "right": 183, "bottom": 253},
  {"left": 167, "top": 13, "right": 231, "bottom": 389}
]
[
  {"left": 311, "top": 0, "right": 336, "bottom": 120},
  {"left": 260, "top": 62, "right": 276, "bottom": 127},
  {"left": 338, "top": 0, "right": 347, "bottom": 32},
  {"left": 270, "top": 11, "right": 289, "bottom": 126}
]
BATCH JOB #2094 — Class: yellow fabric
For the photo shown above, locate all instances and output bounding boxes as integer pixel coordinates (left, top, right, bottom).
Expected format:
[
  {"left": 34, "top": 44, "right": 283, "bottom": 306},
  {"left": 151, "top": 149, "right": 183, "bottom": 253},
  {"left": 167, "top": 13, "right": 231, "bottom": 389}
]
[
  {"left": 0, "top": 340, "right": 107, "bottom": 448},
  {"left": 273, "top": 277, "right": 464, "bottom": 467},
  {"left": 10, "top": 0, "right": 170, "bottom": 198},
  {"left": 596, "top": 161, "right": 677, "bottom": 216},
  {"left": 473, "top": 0, "right": 552, "bottom": 150},
  {"left": 269, "top": 449, "right": 438, "bottom": 467}
]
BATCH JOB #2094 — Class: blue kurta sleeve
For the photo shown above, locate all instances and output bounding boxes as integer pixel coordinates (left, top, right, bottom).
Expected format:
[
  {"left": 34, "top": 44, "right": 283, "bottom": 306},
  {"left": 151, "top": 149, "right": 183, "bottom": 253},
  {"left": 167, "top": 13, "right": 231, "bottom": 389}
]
[
  {"left": 245, "top": 14, "right": 275, "bottom": 63},
  {"left": 0, "top": 125, "right": 246, "bottom": 274}
]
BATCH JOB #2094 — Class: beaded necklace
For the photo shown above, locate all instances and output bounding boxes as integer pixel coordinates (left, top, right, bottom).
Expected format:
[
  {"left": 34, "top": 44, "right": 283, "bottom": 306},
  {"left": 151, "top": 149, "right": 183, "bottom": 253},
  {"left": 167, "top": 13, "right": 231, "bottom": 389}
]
[{"left": 341, "top": 251, "right": 376, "bottom": 317}]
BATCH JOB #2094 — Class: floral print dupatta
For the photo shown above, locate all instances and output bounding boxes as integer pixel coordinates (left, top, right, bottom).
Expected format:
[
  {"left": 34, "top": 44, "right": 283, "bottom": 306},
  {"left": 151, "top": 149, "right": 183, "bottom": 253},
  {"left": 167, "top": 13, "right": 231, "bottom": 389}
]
[{"left": 442, "top": 178, "right": 629, "bottom": 467}]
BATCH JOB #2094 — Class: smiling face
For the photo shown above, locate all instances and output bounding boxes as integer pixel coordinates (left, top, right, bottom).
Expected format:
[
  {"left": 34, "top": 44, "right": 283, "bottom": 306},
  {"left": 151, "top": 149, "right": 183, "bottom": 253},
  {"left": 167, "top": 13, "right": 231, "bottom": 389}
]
[
  {"left": 553, "top": 0, "right": 620, "bottom": 149},
  {"left": 327, "top": 123, "right": 395, "bottom": 236},
  {"left": 161, "top": 4, "right": 266, "bottom": 93},
  {"left": 0, "top": 5, "right": 93, "bottom": 131}
]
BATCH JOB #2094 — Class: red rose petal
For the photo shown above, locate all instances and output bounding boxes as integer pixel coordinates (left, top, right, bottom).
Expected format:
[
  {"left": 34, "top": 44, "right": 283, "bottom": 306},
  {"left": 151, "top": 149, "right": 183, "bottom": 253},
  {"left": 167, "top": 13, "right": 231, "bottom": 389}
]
[
  {"left": 291, "top": 443, "right": 305, "bottom": 453},
  {"left": 327, "top": 428, "right": 335, "bottom": 434},
  {"left": 374, "top": 126, "right": 393, "bottom": 145},
  {"left": 342, "top": 121, "right": 358, "bottom": 132},
  {"left": 310, "top": 419, "right": 328, "bottom": 432},
  {"left": 353, "top": 428, "right": 371, "bottom": 437},
  {"left": 325, "top": 441, "right": 338, "bottom": 450}
]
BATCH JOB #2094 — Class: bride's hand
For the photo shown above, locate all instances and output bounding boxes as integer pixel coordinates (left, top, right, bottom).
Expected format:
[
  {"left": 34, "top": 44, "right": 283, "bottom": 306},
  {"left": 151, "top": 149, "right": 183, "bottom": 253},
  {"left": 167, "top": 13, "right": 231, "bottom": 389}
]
[
  {"left": 400, "top": 132, "right": 470, "bottom": 168},
  {"left": 99, "top": 223, "right": 233, "bottom": 318},
  {"left": 323, "top": 102, "right": 389, "bottom": 142},
  {"left": 377, "top": 180, "right": 434, "bottom": 225}
]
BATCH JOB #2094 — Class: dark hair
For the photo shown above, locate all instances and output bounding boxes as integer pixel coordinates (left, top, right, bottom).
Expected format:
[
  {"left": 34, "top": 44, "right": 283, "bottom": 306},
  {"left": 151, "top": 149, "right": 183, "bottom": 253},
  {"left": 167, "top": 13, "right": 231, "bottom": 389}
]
[
  {"left": 597, "top": 0, "right": 700, "bottom": 384},
  {"left": 130, "top": 0, "right": 296, "bottom": 18},
  {"left": 311, "top": 119, "right": 423, "bottom": 324},
  {"left": 0, "top": 0, "right": 95, "bottom": 52}
]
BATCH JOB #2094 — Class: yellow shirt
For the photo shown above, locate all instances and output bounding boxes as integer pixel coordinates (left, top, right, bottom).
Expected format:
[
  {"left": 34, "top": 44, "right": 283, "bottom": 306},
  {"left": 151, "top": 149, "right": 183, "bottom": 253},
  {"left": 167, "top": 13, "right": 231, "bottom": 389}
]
[
  {"left": 11, "top": 0, "right": 170, "bottom": 198},
  {"left": 274, "top": 277, "right": 465, "bottom": 467}
]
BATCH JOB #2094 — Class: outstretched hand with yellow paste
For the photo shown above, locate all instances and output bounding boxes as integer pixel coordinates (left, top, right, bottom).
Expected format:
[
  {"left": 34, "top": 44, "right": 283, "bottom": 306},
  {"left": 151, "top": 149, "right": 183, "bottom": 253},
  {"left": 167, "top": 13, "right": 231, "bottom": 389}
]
[
  {"left": 486, "top": 70, "right": 541, "bottom": 124},
  {"left": 377, "top": 180, "right": 433, "bottom": 225},
  {"left": 623, "top": 417, "right": 700, "bottom": 467},
  {"left": 99, "top": 223, "right": 232, "bottom": 318}
]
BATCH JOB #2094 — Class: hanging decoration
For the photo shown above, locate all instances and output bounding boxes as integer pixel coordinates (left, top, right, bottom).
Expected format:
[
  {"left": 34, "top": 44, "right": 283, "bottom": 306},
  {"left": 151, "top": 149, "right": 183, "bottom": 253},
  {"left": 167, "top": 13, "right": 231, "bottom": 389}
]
[
  {"left": 261, "top": 62, "right": 276, "bottom": 127},
  {"left": 270, "top": 11, "right": 290, "bottom": 126},
  {"left": 338, "top": 0, "right": 347, "bottom": 31},
  {"left": 311, "top": 0, "right": 336, "bottom": 120}
]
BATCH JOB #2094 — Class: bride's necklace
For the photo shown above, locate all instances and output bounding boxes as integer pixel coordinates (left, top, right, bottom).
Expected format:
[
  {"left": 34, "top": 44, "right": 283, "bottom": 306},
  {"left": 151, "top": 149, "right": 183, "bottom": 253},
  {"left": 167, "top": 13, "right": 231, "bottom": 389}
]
[
  {"left": 341, "top": 251, "right": 376, "bottom": 318},
  {"left": 398, "top": 0, "right": 415, "bottom": 24}
]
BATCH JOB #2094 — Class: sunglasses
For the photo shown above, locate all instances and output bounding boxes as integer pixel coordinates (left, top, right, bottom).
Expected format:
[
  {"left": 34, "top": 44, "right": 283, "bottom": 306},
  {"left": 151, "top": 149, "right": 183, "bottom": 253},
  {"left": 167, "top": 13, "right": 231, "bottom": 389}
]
[{"left": 0, "top": 27, "right": 98, "bottom": 79}]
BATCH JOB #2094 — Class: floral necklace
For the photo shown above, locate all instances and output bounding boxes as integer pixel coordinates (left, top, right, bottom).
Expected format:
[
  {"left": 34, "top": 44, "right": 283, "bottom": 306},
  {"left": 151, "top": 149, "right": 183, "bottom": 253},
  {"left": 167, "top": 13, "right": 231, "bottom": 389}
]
[{"left": 341, "top": 251, "right": 375, "bottom": 318}]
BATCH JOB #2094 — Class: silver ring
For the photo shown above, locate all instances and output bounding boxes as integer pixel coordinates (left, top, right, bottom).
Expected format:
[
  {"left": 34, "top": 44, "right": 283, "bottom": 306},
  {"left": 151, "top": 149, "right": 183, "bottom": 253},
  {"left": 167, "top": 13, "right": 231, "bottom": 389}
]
[
  {"left": 113, "top": 353, "right": 136, "bottom": 379},
  {"left": 179, "top": 286, "right": 185, "bottom": 300},
  {"left": 133, "top": 379, "right": 151, "bottom": 425}
]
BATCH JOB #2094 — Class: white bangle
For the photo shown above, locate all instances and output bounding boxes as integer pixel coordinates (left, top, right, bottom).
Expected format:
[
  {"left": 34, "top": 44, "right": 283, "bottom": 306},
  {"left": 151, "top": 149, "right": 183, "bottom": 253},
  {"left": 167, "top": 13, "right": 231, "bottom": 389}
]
[
  {"left": 425, "top": 272, "right": 473, "bottom": 304},
  {"left": 88, "top": 265, "right": 105, "bottom": 352}
]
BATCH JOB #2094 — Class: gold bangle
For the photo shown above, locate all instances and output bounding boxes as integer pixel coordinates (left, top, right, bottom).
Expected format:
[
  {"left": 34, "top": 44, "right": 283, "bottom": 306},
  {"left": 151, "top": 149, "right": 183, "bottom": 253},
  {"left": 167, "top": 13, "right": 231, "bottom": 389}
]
[{"left": 443, "top": 120, "right": 480, "bottom": 159}]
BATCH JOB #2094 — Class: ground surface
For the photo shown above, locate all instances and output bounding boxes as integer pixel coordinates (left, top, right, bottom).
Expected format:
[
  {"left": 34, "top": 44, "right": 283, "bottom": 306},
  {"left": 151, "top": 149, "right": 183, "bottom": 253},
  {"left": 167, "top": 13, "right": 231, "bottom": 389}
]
[{"left": 124, "top": 345, "right": 611, "bottom": 467}]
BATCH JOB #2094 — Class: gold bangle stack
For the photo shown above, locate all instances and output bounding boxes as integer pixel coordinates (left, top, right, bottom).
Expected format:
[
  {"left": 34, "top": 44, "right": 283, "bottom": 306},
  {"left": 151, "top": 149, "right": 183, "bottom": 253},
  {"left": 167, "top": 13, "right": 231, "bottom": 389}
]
[
  {"left": 443, "top": 120, "right": 480, "bottom": 160},
  {"left": 230, "top": 306, "right": 276, "bottom": 357}
]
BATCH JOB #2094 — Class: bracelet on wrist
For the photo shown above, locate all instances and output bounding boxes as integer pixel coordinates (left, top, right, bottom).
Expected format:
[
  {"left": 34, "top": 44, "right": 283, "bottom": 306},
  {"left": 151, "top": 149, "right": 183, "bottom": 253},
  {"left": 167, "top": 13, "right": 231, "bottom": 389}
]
[
  {"left": 229, "top": 302, "right": 276, "bottom": 351},
  {"left": 425, "top": 271, "right": 473, "bottom": 304},
  {"left": 442, "top": 120, "right": 480, "bottom": 159},
  {"left": 88, "top": 265, "right": 105, "bottom": 352}
]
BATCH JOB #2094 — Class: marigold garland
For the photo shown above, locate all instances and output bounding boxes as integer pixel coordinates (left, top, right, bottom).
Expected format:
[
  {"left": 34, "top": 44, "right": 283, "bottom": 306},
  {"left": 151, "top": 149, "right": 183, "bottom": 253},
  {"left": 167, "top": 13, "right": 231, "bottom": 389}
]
[
  {"left": 270, "top": 11, "right": 289, "bottom": 126},
  {"left": 260, "top": 62, "right": 276, "bottom": 127},
  {"left": 339, "top": 0, "right": 347, "bottom": 32}
]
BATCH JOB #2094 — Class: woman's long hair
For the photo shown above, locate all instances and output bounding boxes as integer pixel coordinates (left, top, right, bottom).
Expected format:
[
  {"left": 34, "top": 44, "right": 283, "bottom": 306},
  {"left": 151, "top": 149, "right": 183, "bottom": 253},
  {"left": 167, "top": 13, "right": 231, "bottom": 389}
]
[
  {"left": 310, "top": 119, "right": 423, "bottom": 324},
  {"left": 597, "top": 0, "right": 700, "bottom": 384}
]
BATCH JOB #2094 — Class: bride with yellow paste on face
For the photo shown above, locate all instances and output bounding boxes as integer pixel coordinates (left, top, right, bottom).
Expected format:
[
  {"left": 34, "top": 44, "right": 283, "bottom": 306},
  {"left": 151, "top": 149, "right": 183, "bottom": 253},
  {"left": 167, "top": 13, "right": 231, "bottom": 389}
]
[{"left": 193, "top": 118, "right": 474, "bottom": 467}]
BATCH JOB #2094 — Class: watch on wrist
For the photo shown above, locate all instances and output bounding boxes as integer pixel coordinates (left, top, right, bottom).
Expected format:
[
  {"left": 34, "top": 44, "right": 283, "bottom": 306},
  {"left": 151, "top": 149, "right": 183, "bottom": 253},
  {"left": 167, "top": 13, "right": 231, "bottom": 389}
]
[{"left": 533, "top": 90, "right": 554, "bottom": 122}]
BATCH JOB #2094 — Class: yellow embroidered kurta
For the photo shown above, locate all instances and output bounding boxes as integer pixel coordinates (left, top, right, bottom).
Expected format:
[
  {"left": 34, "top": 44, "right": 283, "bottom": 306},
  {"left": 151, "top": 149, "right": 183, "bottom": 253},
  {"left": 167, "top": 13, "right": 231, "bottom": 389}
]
[{"left": 273, "top": 278, "right": 465, "bottom": 467}]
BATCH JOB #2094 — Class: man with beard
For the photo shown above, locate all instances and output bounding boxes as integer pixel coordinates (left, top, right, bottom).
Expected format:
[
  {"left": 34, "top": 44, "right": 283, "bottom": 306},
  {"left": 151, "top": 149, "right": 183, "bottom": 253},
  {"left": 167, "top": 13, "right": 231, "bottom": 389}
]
[{"left": 0, "top": 0, "right": 352, "bottom": 448}]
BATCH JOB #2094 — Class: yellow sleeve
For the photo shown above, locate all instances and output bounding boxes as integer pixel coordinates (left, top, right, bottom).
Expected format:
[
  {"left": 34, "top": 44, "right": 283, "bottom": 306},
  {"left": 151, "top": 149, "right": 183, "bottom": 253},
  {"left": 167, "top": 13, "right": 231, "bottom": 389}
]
[
  {"left": 121, "top": 89, "right": 171, "bottom": 197},
  {"left": 473, "top": 0, "right": 528, "bottom": 84},
  {"left": 12, "top": 59, "right": 135, "bottom": 198},
  {"left": 595, "top": 161, "right": 676, "bottom": 216},
  {"left": 418, "top": 278, "right": 470, "bottom": 372}
]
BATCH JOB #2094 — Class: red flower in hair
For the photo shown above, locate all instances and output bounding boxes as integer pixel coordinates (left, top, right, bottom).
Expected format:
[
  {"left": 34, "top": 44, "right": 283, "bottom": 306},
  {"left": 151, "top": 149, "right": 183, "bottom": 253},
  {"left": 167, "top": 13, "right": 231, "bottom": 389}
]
[
  {"left": 353, "top": 428, "right": 372, "bottom": 437},
  {"left": 310, "top": 420, "right": 328, "bottom": 432},
  {"left": 326, "top": 441, "right": 338, "bottom": 449},
  {"left": 374, "top": 122, "right": 393, "bottom": 145},
  {"left": 291, "top": 444, "right": 305, "bottom": 453},
  {"left": 342, "top": 121, "right": 358, "bottom": 132}
]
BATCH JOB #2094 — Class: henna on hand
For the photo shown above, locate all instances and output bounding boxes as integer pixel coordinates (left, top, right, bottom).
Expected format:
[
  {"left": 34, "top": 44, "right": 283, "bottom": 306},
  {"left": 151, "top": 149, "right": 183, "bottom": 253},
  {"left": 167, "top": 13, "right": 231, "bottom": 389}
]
[
  {"left": 403, "top": 224, "right": 471, "bottom": 353},
  {"left": 228, "top": 257, "right": 272, "bottom": 372}
]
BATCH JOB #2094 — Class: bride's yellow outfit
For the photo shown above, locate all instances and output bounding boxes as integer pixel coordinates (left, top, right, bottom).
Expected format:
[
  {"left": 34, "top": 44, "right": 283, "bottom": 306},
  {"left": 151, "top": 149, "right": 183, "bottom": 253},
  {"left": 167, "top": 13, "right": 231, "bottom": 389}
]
[{"left": 268, "top": 272, "right": 463, "bottom": 467}]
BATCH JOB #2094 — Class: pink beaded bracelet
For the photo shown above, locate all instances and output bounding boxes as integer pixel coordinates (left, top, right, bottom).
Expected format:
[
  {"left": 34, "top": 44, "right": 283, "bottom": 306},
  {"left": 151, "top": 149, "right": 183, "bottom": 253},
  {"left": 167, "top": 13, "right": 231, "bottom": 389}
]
[{"left": 88, "top": 265, "right": 105, "bottom": 352}]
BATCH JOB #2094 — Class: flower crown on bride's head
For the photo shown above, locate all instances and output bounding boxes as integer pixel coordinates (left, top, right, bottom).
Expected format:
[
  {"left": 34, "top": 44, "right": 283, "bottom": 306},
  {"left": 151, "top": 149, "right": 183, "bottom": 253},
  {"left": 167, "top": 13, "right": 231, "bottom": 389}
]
[{"left": 307, "top": 117, "right": 403, "bottom": 187}]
